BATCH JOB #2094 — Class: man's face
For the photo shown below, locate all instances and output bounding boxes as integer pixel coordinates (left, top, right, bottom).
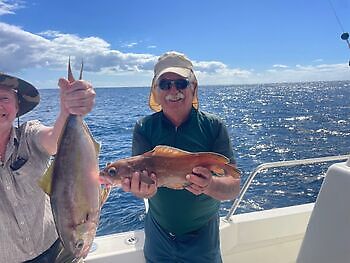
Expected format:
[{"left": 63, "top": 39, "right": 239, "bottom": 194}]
[
  {"left": 154, "top": 72, "right": 195, "bottom": 116},
  {"left": 0, "top": 87, "right": 18, "bottom": 128}
]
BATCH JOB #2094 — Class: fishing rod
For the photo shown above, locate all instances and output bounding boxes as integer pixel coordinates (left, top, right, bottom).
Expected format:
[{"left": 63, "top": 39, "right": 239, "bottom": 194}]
[{"left": 328, "top": 0, "right": 350, "bottom": 66}]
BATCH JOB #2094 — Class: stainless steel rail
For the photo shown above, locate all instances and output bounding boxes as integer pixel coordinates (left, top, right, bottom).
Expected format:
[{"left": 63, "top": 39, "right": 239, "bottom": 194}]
[{"left": 224, "top": 154, "right": 350, "bottom": 221}]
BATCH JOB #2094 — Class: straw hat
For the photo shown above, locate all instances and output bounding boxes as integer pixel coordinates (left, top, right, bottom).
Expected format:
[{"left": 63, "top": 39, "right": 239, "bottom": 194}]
[
  {"left": 149, "top": 51, "right": 198, "bottom": 112},
  {"left": 0, "top": 73, "right": 40, "bottom": 116}
]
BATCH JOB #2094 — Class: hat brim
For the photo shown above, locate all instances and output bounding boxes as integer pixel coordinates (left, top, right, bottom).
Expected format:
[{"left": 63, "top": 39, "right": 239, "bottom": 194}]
[
  {"left": 0, "top": 73, "right": 40, "bottom": 116},
  {"left": 153, "top": 67, "right": 192, "bottom": 84}
]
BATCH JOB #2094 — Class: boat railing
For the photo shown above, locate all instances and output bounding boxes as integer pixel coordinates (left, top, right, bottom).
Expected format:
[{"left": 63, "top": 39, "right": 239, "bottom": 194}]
[{"left": 224, "top": 154, "right": 350, "bottom": 222}]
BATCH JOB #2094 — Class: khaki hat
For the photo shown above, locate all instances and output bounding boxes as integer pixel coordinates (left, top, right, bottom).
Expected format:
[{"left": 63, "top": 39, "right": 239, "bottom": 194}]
[
  {"left": 0, "top": 73, "right": 40, "bottom": 116},
  {"left": 149, "top": 51, "right": 198, "bottom": 112}
]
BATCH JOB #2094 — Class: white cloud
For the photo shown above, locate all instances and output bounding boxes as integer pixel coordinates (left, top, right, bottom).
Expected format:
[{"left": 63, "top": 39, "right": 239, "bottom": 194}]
[
  {"left": 0, "top": 0, "right": 24, "bottom": 15},
  {"left": 273, "top": 64, "right": 289, "bottom": 68},
  {"left": 0, "top": 22, "right": 157, "bottom": 73},
  {"left": 0, "top": 21, "right": 348, "bottom": 87},
  {"left": 121, "top": 42, "right": 138, "bottom": 48}
]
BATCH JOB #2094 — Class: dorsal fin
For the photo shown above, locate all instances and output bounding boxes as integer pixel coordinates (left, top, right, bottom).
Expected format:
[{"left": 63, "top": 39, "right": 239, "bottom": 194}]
[{"left": 146, "top": 145, "right": 191, "bottom": 157}]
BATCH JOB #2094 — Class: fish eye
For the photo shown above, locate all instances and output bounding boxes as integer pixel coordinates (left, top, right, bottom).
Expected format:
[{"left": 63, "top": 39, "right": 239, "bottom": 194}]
[
  {"left": 75, "top": 239, "right": 84, "bottom": 250},
  {"left": 107, "top": 167, "right": 117, "bottom": 176}
]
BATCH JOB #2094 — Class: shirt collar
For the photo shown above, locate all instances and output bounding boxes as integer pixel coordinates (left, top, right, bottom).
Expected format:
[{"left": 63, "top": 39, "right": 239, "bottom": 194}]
[
  {"left": 160, "top": 107, "right": 197, "bottom": 128},
  {"left": 10, "top": 126, "right": 19, "bottom": 147}
]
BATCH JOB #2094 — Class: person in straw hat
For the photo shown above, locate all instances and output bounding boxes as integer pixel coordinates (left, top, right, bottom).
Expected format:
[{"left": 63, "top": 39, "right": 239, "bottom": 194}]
[
  {"left": 0, "top": 72, "right": 95, "bottom": 262},
  {"left": 121, "top": 51, "right": 241, "bottom": 262}
]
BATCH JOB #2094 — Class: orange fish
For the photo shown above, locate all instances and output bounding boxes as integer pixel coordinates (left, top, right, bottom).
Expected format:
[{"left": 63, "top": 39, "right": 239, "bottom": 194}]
[{"left": 99, "top": 145, "right": 240, "bottom": 189}]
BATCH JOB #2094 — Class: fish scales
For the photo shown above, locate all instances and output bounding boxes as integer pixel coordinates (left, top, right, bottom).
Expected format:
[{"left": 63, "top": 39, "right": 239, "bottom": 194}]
[
  {"left": 100, "top": 145, "right": 240, "bottom": 189},
  {"left": 50, "top": 114, "right": 101, "bottom": 259}
]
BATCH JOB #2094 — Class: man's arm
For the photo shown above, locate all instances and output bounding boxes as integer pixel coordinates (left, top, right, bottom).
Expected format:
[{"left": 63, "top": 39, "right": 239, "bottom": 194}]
[{"left": 186, "top": 166, "right": 240, "bottom": 200}]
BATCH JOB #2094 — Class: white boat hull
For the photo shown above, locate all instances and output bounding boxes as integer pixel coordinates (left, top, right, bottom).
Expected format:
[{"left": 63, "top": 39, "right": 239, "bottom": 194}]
[
  {"left": 86, "top": 158, "right": 350, "bottom": 263},
  {"left": 86, "top": 203, "right": 313, "bottom": 263}
]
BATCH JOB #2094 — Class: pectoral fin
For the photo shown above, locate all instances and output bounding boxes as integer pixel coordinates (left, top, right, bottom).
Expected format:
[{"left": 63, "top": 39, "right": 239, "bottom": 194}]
[
  {"left": 38, "top": 160, "right": 54, "bottom": 195},
  {"left": 99, "top": 185, "right": 111, "bottom": 207}
]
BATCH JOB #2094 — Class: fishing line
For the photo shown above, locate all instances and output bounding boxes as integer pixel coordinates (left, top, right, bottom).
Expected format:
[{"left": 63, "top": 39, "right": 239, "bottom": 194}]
[
  {"left": 328, "top": 0, "right": 346, "bottom": 32},
  {"left": 327, "top": 0, "right": 350, "bottom": 66}
]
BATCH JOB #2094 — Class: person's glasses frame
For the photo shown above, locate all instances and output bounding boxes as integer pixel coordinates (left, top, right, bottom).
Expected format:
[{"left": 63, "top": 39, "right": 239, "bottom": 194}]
[{"left": 157, "top": 78, "right": 191, "bottom": 91}]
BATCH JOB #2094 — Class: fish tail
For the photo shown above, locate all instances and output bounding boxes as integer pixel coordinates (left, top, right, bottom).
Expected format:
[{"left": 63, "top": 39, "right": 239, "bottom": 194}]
[{"left": 221, "top": 163, "right": 240, "bottom": 178}]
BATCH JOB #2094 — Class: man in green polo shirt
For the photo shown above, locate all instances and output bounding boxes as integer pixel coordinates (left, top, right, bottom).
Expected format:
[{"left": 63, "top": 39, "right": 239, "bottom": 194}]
[{"left": 121, "top": 51, "right": 240, "bottom": 262}]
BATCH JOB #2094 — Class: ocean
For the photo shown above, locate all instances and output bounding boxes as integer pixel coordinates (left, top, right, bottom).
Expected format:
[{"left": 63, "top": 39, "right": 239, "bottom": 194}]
[{"left": 21, "top": 80, "right": 350, "bottom": 236}]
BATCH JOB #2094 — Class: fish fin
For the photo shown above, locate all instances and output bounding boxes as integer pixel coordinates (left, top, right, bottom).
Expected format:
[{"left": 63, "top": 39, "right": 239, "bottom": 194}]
[
  {"left": 209, "top": 166, "right": 226, "bottom": 176},
  {"left": 68, "top": 57, "right": 75, "bottom": 82},
  {"left": 99, "top": 185, "right": 111, "bottom": 207},
  {"left": 201, "top": 152, "right": 230, "bottom": 164},
  {"left": 209, "top": 163, "right": 240, "bottom": 178},
  {"left": 224, "top": 163, "right": 241, "bottom": 178},
  {"left": 38, "top": 160, "right": 55, "bottom": 195},
  {"left": 140, "top": 173, "right": 155, "bottom": 185},
  {"left": 147, "top": 145, "right": 191, "bottom": 157},
  {"left": 82, "top": 121, "right": 101, "bottom": 156}
]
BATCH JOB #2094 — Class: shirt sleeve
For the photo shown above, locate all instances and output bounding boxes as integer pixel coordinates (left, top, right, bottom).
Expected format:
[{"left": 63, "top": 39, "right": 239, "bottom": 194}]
[
  {"left": 24, "top": 120, "right": 51, "bottom": 157},
  {"left": 132, "top": 120, "right": 152, "bottom": 156},
  {"left": 211, "top": 121, "right": 236, "bottom": 164}
]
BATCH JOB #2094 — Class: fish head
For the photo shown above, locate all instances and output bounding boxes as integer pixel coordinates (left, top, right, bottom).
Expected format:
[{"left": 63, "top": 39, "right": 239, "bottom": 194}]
[
  {"left": 99, "top": 160, "right": 133, "bottom": 186},
  {"left": 67, "top": 220, "right": 98, "bottom": 259}
]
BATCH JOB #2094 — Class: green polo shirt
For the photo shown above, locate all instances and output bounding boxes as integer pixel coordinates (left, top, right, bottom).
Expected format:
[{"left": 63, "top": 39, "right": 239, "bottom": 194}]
[{"left": 132, "top": 107, "right": 235, "bottom": 235}]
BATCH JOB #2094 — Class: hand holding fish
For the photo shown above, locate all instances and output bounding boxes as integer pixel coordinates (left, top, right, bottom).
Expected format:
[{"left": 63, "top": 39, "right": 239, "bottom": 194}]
[
  {"left": 100, "top": 145, "right": 241, "bottom": 200},
  {"left": 121, "top": 170, "right": 157, "bottom": 199},
  {"left": 185, "top": 166, "right": 213, "bottom": 195},
  {"left": 58, "top": 78, "right": 95, "bottom": 116}
]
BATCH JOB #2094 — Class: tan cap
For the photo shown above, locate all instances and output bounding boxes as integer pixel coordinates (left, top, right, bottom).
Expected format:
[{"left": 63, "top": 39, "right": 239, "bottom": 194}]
[
  {"left": 149, "top": 51, "right": 198, "bottom": 112},
  {"left": 0, "top": 73, "right": 40, "bottom": 116}
]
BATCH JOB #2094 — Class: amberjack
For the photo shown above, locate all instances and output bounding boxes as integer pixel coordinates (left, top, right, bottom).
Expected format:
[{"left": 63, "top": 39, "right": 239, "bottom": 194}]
[{"left": 39, "top": 59, "right": 109, "bottom": 260}]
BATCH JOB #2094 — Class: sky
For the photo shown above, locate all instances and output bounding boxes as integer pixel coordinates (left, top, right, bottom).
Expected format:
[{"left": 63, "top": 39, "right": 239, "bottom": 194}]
[{"left": 0, "top": 0, "right": 349, "bottom": 89}]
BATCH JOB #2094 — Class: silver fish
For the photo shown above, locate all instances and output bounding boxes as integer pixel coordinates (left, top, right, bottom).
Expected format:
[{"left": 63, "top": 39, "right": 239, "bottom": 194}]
[{"left": 39, "top": 59, "right": 109, "bottom": 260}]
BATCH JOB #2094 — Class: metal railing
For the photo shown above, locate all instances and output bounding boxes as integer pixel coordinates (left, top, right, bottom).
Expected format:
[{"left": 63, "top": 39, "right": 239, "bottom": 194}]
[{"left": 224, "top": 154, "right": 350, "bottom": 221}]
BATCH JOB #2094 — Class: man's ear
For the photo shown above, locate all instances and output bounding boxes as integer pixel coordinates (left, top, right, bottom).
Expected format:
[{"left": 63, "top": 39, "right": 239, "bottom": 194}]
[
  {"left": 191, "top": 82, "right": 197, "bottom": 95},
  {"left": 15, "top": 94, "right": 20, "bottom": 116}
]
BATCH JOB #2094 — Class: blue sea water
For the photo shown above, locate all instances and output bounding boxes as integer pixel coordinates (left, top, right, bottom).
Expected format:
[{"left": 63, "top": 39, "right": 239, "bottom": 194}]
[{"left": 21, "top": 80, "right": 350, "bottom": 236}]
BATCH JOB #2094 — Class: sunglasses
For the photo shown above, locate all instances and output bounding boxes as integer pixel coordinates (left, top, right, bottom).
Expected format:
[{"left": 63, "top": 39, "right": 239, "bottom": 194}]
[{"left": 157, "top": 79, "right": 190, "bottom": 90}]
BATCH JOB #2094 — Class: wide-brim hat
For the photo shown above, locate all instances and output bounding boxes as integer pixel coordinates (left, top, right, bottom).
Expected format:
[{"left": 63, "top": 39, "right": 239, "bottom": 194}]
[
  {"left": 149, "top": 51, "right": 198, "bottom": 112},
  {"left": 0, "top": 73, "right": 40, "bottom": 116}
]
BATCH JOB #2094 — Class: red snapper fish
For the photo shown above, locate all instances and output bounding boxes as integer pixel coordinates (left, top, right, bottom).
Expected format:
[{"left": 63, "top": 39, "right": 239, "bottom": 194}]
[{"left": 99, "top": 145, "right": 240, "bottom": 189}]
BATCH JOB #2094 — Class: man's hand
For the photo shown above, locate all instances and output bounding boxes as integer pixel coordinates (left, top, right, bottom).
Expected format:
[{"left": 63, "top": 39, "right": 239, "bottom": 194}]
[
  {"left": 121, "top": 170, "right": 157, "bottom": 199},
  {"left": 58, "top": 78, "right": 95, "bottom": 116},
  {"left": 185, "top": 166, "right": 213, "bottom": 195}
]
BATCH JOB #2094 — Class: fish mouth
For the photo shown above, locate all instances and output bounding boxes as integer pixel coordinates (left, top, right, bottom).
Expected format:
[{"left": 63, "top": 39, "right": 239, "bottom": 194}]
[{"left": 98, "top": 175, "right": 113, "bottom": 185}]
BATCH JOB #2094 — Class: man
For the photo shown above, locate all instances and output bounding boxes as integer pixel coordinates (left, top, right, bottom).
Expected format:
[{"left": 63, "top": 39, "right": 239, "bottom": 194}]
[
  {"left": 0, "top": 72, "right": 95, "bottom": 262},
  {"left": 122, "top": 51, "right": 241, "bottom": 262}
]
